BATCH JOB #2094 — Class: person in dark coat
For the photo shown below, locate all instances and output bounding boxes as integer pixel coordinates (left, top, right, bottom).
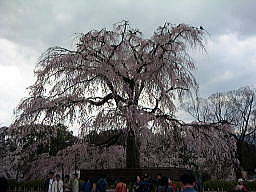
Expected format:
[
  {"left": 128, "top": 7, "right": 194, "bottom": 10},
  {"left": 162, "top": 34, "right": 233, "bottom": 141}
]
[
  {"left": 45, "top": 171, "right": 55, "bottom": 192},
  {"left": 96, "top": 175, "right": 108, "bottom": 192},
  {"left": 134, "top": 176, "right": 142, "bottom": 192},
  {"left": 83, "top": 177, "right": 92, "bottom": 192},
  {"left": 141, "top": 174, "right": 153, "bottom": 192},
  {"left": 180, "top": 173, "right": 197, "bottom": 192},
  {"left": 154, "top": 174, "right": 162, "bottom": 192}
]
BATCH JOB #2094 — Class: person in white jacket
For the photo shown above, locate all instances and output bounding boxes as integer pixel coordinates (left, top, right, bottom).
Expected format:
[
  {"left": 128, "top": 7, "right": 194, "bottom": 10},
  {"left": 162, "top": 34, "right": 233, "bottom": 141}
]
[
  {"left": 52, "top": 174, "right": 63, "bottom": 192},
  {"left": 72, "top": 173, "right": 79, "bottom": 192}
]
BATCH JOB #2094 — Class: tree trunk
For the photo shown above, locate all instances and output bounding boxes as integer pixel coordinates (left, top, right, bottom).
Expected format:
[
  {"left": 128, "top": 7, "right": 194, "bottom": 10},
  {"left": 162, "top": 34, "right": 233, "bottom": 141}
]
[
  {"left": 126, "top": 129, "right": 140, "bottom": 168},
  {"left": 235, "top": 142, "right": 243, "bottom": 179}
]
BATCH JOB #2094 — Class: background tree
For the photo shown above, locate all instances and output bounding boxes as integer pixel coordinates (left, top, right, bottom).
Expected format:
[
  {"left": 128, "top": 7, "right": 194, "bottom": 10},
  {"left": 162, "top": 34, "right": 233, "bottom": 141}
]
[
  {"left": 0, "top": 124, "right": 76, "bottom": 179},
  {"left": 37, "top": 124, "right": 76, "bottom": 156},
  {"left": 184, "top": 86, "right": 256, "bottom": 177},
  {"left": 1, "top": 124, "right": 235, "bottom": 180},
  {"left": 0, "top": 126, "right": 9, "bottom": 157},
  {"left": 14, "top": 21, "right": 207, "bottom": 168},
  {"left": 138, "top": 123, "right": 236, "bottom": 179}
]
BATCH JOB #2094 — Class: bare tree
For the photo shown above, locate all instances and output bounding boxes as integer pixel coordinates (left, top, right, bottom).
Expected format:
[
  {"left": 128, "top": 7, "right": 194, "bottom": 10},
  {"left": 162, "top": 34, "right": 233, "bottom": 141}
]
[
  {"left": 184, "top": 86, "right": 256, "bottom": 177},
  {"left": 14, "top": 21, "right": 206, "bottom": 168}
]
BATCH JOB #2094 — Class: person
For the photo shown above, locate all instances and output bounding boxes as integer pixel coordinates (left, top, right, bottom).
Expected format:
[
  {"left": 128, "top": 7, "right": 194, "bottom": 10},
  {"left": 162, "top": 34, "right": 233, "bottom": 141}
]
[
  {"left": 115, "top": 177, "right": 128, "bottom": 192},
  {"left": 134, "top": 176, "right": 142, "bottom": 192},
  {"left": 180, "top": 173, "right": 197, "bottom": 192},
  {"left": 92, "top": 178, "right": 97, "bottom": 192},
  {"left": 157, "top": 176, "right": 168, "bottom": 192},
  {"left": 96, "top": 175, "right": 108, "bottom": 192},
  {"left": 52, "top": 174, "right": 63, "bottom": 192},
  {"left": 45, "top": 171, "right": 55, "bottom": 192},
  {"left": 141, "top": 174, "right": 153, "bottom": 192},
  {"left": 0, "top": 175, "right": 8, "bottom": 192},
  {"left": 168, "top": 177, "right": 177, "bottom": 192},
  {"left": 235, "top": 178, "right": 248, "bottom": 192},
  {"left": 155, "top": 174, "right": 162, "bottom": 192},
  {"left": 72, "top": 173, "right": 79, "bottom": 192},
  {"left": 63, "top": 175, "right": 72, "bottom": 192},
  {"left": 83, "top": 177, "right": 92, "bottom": 192}
]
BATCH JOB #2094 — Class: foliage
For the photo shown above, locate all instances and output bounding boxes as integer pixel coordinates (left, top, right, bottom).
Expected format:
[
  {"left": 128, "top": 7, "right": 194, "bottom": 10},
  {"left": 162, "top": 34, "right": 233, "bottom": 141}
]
[
  {"left": 8, "top": 179, "right": 44, "bottom": 190},
  {"left": 138, "top": 124, "right": 236, "bottom": 179},
  {"left": 203, "top": 180, "right": 235, "bottom": 191},
  {"left": 13, "top": 20, "right": 207, "bottom": 168},
  {"left": 244, "top": 181, "right": 256, "bottom": 191},
  {"left": 203, "top": 180, "right": 256, "bottom": 191},
  {"left": 37, "top": 124, "right": 76, "bottom": 156},
  {"left": 183, "top": 86, "right": 256, "bottom": 177},
  {"left": 2, "top": 124, "right": 235, "bottom": 180},
  {"left": 3, "top": 21, "right": 236, "bottom": 180},
  {"left": 240, "top": 142, "right": 256, "bottom": 173},
  {"left": 0, "top": 124, "right": 76, "bottom": 180}
]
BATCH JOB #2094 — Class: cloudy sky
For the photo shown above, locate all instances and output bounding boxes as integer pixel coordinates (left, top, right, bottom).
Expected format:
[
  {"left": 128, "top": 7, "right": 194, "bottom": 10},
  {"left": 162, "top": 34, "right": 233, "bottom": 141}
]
[{"left": 1, "top": 0, "right": 256, "bottom": 126}]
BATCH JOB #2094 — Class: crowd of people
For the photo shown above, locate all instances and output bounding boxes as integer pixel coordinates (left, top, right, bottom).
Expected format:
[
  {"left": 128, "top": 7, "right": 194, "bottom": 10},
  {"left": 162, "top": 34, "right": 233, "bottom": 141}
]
[
  {"left": 133, "top": 173, "right": 178, "bottom": 192},
  {"left": 0, "top": 172, "right": 249, "bottom": 192},
  {"left": 45, "top": 172, "right": 79, "bottom": 192},
  {"left": 45, "top": 172, "right": 109, "bottom": 192},
  {"left": 45, "top": 172, "right": 197, "bottom": 192}
]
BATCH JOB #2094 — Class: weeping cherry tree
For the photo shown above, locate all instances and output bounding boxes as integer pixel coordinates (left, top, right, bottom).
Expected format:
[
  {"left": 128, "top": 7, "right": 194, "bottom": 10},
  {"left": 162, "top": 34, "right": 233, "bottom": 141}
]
[{"left": 14, "top": 21, "right": 206, "bottom": 168}]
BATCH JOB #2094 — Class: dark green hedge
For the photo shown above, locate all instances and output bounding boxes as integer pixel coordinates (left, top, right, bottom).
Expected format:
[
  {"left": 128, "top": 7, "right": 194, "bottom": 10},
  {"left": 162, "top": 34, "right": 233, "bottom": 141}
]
[
  {"left": 204, "top": 180, "right": 236, "bottom": 191},
  {"left": 8, "top": 179, "right": 44, "bottom": 190},
  {"left": 244, "top": 181, "right": 256, "bottom": 191},
  {"left": 203, "top": 180, "right": 256, "bottom": 191}
]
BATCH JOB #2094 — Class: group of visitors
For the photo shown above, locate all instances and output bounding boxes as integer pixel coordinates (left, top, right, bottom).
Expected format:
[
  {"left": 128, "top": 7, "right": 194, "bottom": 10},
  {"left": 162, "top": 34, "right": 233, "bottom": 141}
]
[
  {"left": 46, "top": 172, "right": 108, "bottom": 192},
  {"left": 45, "top": 172, "right": 79, "bottom": 192},
  {"left": 82, "top": 173, "right": 195, "bottom": 192},
  {"left": 45, "top": 172, "right": 193, "bottom": 192},
  {"left": 133, "top": 173, "right": 177, "bottom": 192},
  {"left": 0, "top": 171, "right": 251, "bottom": 192},
  {"left": 82, "top": 175, "right": 108, "bottom": 192}
]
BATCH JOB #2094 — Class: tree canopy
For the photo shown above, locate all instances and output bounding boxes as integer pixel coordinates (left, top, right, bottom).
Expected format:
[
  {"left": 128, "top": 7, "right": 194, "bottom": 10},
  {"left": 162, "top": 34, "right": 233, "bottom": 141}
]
[
  {"left": 13, "top": 21, "right": 208, "bottom": 168},
  {"left": 184, "top": 86, "right": 256, "bottom": 177},
  {"left": 14, "top": 21, "right": 206, "bottom": 131}
]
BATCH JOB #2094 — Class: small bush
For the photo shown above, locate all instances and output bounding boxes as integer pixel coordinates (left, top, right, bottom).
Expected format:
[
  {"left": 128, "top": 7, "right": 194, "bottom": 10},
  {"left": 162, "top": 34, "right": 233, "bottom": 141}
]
[
  {"left": 8, "top": 179, "right": 44, "bottom": 190},
  {"left": 244, "top": 181, "right": 256, "bottom": 191},
  {"left": 203, "top": 180, "right": 235, "bottom": 191},
  {"left": 203, "top": 180, "right": 256, "bottom": 191}
]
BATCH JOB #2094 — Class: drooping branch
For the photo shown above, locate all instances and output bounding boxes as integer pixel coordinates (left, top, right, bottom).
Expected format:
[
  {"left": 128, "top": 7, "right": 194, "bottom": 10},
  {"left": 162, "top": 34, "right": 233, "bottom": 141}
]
[{"left": 12, "top": 21, "right": 208, "bottom": 170}]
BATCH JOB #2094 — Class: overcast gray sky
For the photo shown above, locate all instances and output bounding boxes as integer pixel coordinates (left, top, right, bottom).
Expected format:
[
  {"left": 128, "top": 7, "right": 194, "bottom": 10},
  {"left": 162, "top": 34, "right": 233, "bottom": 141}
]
[{"left": 1, "top": 0, "right": 256, "bottom": 126}]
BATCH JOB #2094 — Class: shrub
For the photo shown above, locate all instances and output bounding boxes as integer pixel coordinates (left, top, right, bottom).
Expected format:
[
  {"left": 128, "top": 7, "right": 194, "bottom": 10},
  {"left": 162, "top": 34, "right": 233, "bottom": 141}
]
[
  {"left": 244, "top": 181, "right": 256, "bottom": 191},
  {"left": 8, "top": 179, "right": 44, "bottom": 191},
  {"left": 203, "top": 180, "right": 256, "bottom": 191},
  {"left": 203, "top": 180, "right": 235, "bottom": 191}
]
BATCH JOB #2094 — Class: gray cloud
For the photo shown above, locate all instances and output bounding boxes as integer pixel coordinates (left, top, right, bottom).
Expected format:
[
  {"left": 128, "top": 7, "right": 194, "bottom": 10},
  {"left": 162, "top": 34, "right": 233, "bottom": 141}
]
[
  {"left": 194, "top": 33, "right": 256, "bottom": 96},
  {"left": 1, "top": 0, "right": 256, "bottom": 50},
  {"left": 0, "top": 0, "right": 256, "bottom": 125}
]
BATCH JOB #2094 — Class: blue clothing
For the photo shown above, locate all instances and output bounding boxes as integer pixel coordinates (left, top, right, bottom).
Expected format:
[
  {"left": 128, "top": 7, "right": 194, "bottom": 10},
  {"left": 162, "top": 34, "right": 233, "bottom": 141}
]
[
  {"left": 141, "top": 180, "right": 152, "bottom": 192},
  {"left": 182, "top": 187, "right": 197, "bottom": 192},
  {"left": 83, "top": 181, "right": 92, "bottom": 192},
  {"left": 96, "top": 178, "right": 108, "bottom": 192}
]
